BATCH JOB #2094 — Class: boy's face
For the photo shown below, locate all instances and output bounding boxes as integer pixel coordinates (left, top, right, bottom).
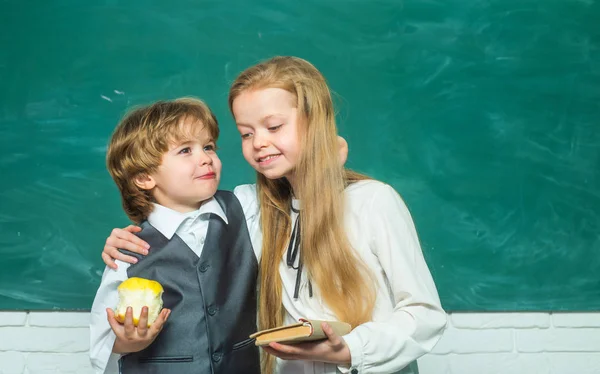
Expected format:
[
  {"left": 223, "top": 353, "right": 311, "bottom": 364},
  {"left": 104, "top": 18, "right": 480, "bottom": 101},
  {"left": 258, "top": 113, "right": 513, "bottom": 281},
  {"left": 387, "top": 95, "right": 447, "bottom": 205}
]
[{"left": 140, "top": 119, "right": 221, "bottom": 213}]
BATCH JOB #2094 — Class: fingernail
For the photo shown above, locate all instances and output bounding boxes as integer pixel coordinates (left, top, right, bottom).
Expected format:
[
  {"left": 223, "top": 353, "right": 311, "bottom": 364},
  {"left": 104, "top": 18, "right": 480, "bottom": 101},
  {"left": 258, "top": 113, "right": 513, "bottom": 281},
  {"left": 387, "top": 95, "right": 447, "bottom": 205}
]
[
  {"left": 145, "top": 244, "right": 150, "bottom": 249},
  {"left": 143, "top": 250, "right": 149, "bottom": 255},
  {"left": 133, "top": 258, "right": 138, "bottom": 263}
]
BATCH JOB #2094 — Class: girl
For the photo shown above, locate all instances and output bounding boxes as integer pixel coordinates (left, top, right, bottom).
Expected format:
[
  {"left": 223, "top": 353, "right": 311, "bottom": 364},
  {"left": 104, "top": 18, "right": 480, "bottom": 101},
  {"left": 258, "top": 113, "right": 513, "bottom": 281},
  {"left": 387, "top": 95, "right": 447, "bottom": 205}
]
[{"left": 102, "top": 56, "right": 447, "bottom": 374}]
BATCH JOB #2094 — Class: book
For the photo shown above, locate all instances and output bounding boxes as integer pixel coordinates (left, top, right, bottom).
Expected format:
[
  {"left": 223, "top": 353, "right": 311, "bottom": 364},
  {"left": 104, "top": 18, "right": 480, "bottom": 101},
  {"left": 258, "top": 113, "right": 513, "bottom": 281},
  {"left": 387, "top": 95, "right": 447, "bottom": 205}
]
[{"left": 249, "top": 318, "right": 352, "bottom": 346}]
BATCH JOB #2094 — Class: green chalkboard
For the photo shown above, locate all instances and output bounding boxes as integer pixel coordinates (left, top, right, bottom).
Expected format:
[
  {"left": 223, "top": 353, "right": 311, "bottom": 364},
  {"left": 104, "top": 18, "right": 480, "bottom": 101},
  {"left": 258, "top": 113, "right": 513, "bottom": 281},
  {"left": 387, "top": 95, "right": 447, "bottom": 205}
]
[{"left": 1, "top": 0, "right": 599, "bottom": 311}]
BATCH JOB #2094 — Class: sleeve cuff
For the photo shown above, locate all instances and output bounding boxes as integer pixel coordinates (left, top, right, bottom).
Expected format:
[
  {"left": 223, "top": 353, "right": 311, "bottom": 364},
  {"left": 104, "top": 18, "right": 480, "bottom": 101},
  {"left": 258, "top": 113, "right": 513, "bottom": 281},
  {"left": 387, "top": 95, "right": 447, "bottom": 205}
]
[{"left": 339, "top": 330, "right": 363, "bottom": 373}]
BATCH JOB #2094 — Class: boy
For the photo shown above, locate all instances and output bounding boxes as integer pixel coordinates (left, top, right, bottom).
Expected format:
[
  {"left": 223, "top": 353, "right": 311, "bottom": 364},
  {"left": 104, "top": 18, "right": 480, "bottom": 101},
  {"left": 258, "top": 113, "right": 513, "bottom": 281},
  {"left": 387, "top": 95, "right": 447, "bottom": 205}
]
[{"left": 89, "top": 98, "right": 260, "bottom": 374}]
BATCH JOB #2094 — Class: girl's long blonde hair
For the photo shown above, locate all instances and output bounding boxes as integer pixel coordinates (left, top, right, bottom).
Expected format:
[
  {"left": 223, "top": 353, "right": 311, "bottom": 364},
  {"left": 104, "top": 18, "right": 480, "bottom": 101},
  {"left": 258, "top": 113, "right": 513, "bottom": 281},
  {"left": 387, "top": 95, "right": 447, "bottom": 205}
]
[{"left": 229, "top": 56, "right": 376, "bottom": 373}]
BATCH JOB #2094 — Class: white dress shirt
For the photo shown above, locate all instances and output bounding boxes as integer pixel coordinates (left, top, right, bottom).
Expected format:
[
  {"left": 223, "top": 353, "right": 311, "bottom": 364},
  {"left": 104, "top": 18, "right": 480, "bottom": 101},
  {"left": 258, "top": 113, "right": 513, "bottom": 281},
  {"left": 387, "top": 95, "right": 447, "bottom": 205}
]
[
  {"left": 234, "top": 180, "right": 447, "bottom": 374},
  {"left": 89, "top": 198, "right": 231, "bottom": 374}
]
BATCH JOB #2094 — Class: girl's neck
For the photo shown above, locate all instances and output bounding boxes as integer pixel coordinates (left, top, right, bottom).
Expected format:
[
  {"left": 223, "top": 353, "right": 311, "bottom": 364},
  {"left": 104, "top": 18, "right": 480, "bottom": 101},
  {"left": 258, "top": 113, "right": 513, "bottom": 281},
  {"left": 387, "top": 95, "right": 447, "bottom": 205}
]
[{"left": 285, "top": 173, "right": 298, "bottom": 199}]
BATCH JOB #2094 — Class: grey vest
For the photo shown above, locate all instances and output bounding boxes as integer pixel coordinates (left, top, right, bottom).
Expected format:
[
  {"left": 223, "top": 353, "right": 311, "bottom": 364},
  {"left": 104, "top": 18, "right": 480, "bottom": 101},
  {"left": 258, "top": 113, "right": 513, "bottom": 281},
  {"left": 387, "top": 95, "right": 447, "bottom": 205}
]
[{"left": 118, "top": 191, "right": 260, "bottom": 374}]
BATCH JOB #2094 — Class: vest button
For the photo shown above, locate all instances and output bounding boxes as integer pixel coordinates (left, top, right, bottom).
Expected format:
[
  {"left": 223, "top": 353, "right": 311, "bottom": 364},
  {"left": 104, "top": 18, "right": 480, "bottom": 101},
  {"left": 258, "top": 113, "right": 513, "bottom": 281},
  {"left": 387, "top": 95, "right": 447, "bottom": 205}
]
[
  {"left": 351, "top": 369, "right": 358, "bottom": 374},
  {"left": 212, "top": 352, "right": 222, "bottom": 362},
  {"left": 208, "top": 306, "right": 218, "bottom": 316},
  {"left": 199, "top": 263, "right": 209, "bottom": 272}
]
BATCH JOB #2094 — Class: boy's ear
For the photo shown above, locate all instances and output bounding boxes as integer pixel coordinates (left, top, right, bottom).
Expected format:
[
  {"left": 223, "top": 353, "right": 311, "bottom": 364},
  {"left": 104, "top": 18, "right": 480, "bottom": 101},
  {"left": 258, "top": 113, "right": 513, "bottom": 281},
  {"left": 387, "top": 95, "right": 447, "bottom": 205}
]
[{"left": 134, "top": 173, "right": 156, "bottom": 190}]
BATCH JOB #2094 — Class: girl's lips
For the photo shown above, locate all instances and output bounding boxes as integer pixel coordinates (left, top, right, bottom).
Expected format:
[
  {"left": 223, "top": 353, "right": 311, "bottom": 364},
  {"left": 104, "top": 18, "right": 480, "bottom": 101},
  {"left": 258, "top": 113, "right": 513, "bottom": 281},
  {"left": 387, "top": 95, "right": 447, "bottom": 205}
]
[{"left": 257, "top": 154, "right": 281, "bottom": 165}]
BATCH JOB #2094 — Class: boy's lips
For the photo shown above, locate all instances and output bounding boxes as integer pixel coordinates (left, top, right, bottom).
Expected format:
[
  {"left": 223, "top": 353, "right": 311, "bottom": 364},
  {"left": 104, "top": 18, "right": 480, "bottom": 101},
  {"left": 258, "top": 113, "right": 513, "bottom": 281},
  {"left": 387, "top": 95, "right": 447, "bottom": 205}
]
[{"left": 196, "top": 172, "right": 216, "bottom": 180}]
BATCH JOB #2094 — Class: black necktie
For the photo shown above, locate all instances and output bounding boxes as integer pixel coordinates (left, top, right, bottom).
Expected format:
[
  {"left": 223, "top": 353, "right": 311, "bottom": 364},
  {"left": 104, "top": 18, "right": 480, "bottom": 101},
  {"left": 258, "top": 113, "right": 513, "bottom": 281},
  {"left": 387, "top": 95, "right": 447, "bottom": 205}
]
[{"left": 286, "top": 206, "right": 313, "bottom": 299}]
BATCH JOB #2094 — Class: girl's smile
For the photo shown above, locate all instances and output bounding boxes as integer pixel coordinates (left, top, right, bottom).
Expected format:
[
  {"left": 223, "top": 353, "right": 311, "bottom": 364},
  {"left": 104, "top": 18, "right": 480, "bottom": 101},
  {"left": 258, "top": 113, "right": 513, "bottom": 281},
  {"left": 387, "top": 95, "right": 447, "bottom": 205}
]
[{"left": 256, "top": 153, "right": 282, "bottom": 165}]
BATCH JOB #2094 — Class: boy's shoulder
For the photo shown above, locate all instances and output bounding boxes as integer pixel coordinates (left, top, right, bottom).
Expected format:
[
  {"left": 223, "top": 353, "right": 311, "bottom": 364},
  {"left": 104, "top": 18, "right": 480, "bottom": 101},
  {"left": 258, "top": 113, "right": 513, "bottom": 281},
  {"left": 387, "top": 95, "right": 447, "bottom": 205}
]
[
  {"left": 213, "top": 189, "right": 245, "bottom": 215},
  {"left": 213, "top": 189, "right": 235, "bottom": 201},
  {"left": 115, "top": 221, "right": 162, "bottom": 263}
]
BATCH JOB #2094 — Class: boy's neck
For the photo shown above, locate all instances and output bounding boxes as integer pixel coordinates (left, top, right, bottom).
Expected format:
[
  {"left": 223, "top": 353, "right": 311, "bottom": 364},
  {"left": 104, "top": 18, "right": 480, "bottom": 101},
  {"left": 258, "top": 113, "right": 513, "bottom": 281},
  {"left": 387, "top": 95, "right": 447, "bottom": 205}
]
[{"left": 153, "top": 200, "right": 207, "bottom": 214}]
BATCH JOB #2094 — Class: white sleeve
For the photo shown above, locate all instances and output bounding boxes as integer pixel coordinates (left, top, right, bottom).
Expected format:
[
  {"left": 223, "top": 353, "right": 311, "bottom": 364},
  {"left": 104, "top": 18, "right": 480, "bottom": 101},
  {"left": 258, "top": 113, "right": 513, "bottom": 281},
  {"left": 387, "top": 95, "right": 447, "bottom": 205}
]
[
  {"left": 342, "top": 183, "right": 447, "bottom": 373},
  {"left": 233, "top": 183, "right": 262, "bottom": 262},
  {"left": 89, "top": 260, "right": 130, "bottom": 374}
]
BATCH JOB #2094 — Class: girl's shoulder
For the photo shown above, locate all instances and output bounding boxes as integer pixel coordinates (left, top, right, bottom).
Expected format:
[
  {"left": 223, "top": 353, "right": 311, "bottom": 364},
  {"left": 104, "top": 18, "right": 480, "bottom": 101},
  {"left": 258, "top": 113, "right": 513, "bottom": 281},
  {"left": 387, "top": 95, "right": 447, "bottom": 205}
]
[
  {"left": 233, "top": 183, "right": 258, "bottom": 197},
  {"left": 345, "top": 179, "right": 407, "bottom": 212},
  {"left": 345, "top": 179, "right": 395, "bottom": 198},
  {"left": 233, "top": 184, "right": 260, "bottom": 218}
]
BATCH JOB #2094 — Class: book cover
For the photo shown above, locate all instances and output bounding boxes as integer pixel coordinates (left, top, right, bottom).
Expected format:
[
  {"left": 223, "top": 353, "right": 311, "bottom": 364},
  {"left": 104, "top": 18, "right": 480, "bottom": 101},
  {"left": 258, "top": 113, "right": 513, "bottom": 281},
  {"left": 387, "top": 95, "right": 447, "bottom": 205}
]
[{"left": 250, "top": 318, "right": 352, "bottom": 346}]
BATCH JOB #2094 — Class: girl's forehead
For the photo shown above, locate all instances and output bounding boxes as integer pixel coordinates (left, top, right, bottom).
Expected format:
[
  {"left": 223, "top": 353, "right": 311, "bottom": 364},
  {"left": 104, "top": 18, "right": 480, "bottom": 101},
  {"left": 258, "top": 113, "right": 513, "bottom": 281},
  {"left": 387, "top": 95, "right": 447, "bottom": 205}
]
[{"left": 234, "top": 88, "right": 297, "bottom": 121}]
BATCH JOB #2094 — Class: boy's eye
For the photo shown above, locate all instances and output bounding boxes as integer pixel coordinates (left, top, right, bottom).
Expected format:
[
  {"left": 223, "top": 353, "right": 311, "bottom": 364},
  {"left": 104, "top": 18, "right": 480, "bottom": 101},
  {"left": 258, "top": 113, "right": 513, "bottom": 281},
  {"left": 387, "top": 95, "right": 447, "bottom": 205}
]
[
  {"left": 204, "top": 144, "right": 216, "bottom": 152},
  {"left": 178, "top": 147, "right": 192, "bottom": 154},
  {"left": 241, "top": 133, "right": 252, "bottom": 139}
]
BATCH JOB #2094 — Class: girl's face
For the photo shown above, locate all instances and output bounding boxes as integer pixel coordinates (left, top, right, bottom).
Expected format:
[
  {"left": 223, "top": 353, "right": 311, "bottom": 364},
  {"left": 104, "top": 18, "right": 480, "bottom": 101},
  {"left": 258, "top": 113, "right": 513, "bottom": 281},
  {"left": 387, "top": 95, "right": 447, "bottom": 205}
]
[{"left": 232, "top": 87, "right": 302, "bottom": 189}]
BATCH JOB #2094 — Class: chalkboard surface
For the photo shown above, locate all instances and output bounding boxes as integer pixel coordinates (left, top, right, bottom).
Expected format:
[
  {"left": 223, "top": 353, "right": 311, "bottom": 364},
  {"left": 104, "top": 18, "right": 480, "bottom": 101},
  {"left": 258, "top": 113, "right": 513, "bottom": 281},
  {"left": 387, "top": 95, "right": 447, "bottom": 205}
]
[{"left": 1, "top": 0, "right": 598, "bottom": 310}]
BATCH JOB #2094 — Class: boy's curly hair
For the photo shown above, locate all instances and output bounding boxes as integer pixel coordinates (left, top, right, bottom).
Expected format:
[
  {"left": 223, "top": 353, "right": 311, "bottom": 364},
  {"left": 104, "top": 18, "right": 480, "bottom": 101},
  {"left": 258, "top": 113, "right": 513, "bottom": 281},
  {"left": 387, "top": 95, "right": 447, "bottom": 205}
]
[{"left": 106, "top": 98, "right": 219, "bottom": 223}]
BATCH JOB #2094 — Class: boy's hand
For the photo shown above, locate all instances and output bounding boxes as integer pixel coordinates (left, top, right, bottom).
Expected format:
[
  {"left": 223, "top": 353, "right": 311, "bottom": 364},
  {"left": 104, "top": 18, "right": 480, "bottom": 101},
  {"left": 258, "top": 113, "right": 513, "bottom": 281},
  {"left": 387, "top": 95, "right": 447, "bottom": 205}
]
[
  {"left": 261, "top": 322, "right": 351, "bottom": 365},
  {"left": 102, "top": 225, "right": 150, "bottom": 269},
  {"left": 107, "top": 306, "right": 171, "bottom": 354}
]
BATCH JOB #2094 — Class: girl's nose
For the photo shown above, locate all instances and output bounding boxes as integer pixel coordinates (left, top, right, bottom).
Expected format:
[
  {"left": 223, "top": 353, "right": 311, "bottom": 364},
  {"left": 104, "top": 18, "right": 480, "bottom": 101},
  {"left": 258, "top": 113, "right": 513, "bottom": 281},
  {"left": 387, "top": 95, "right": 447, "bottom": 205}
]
[{"left": 252, "top": 132, "right": 268, "bottom": 149}]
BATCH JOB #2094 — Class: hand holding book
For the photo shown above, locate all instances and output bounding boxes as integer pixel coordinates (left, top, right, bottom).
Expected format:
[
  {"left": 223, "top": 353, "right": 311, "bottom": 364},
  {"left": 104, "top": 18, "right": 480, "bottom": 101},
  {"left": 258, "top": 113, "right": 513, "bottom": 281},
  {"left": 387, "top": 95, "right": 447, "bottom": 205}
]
[
  {"left": 251, "top": 319, "right": 351, "bottom": 345},
  {"left": 250, "top": 319, "right": 352, "bottom": 365}
]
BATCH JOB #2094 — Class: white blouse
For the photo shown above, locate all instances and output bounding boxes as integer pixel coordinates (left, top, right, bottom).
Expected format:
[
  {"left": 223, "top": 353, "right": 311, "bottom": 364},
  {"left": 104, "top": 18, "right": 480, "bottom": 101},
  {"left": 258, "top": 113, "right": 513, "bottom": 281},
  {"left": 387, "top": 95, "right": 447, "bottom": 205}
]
[{"left": 234, "top": 180, "right": 447, "bottom": 374}]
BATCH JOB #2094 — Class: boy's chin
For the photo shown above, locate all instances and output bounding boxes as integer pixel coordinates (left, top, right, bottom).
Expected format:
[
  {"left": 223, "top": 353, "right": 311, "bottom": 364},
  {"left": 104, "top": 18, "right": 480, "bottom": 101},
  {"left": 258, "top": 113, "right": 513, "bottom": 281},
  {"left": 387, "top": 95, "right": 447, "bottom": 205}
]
[
  {"left": 198, "top": 185, "right": 219, "bottom": 199},
  {"left": 197, "top": 192, "right": 217, "bottom": 202}
]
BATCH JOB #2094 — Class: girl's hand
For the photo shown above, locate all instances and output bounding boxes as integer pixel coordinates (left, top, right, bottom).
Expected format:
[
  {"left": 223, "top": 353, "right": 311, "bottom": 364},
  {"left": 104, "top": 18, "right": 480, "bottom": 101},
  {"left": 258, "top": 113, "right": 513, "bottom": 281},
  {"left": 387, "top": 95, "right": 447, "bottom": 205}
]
[
  {"left": 261, "top": 322, "right": 351, "bottom": 365},
  {"left": 102, "top": 225, "right": 150, "bottom": 269},
  {"left": 107, "top": 306, "right": 171, "bottom": 353}
]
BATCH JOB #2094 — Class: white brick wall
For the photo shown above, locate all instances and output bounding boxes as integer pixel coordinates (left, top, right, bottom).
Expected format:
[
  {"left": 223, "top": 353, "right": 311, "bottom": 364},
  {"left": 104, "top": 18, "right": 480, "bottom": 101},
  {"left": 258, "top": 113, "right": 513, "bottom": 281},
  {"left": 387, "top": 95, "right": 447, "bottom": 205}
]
[
  {"left": 0, "top": 312, "right": 93, "bottom": 374},
  {"left": 420, "top": 313, "right": 600, "bottom": 374},
  {"left": 0, "top": 312, "right": 599, "bottom": 374}
]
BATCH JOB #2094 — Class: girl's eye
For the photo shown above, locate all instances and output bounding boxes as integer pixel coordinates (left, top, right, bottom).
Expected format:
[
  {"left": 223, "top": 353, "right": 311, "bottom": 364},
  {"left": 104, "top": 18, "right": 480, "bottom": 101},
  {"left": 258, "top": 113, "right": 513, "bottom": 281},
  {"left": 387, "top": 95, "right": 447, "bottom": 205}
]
[
  {"left": 268, "top": 124, "right": 283, "bottom": 131},
  {"left": 178, "top": 147, "right": 192, "bottom": 154}
]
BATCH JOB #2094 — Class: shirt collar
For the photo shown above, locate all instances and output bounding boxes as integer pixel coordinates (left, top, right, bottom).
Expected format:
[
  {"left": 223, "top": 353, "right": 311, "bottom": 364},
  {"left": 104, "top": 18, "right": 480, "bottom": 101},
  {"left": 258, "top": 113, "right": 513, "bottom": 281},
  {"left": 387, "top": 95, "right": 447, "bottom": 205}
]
[{"left": 147, "top": 197, "right": 228, "bottom": 240}]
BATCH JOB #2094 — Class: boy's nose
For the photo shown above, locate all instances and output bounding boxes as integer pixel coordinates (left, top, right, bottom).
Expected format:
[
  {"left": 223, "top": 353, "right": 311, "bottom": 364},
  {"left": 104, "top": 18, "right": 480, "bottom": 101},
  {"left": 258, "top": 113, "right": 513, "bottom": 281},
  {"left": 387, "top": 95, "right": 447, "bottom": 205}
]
[{"left": 198, "top": 151, "right": 212, "bottom": 165}]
